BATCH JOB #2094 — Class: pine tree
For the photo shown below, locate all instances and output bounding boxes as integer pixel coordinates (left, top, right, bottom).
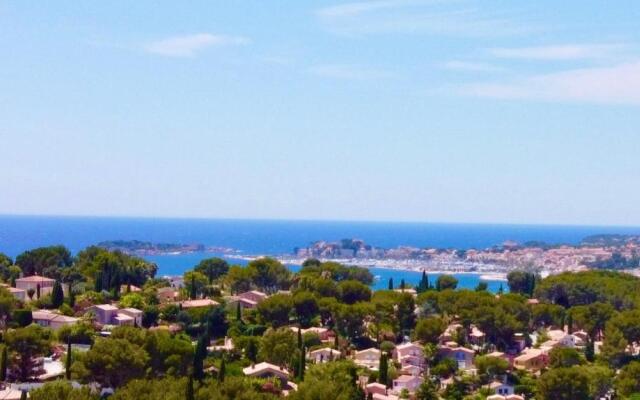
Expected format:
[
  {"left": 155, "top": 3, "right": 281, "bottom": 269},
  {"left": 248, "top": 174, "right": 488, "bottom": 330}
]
[
  {"left": 218, "top": 357, "right": 226, "bottom": 383},
  {"left": 186, "top": 375, "right": 195, "bottom": 400},
  {"left": 0, "top": 346, "right": 7, "bottom": 381},
  {"left": 378, "top": 353, "right": 388, "bottom": 386},
  {"left": 51, "top": 280, "right": 64, "bottom": 308},
  {"left": 65, "top": 337, "right": 72, "bottom": 380},
  {"left": 388, "top": 277, "right": 393, "bottom": 290}
]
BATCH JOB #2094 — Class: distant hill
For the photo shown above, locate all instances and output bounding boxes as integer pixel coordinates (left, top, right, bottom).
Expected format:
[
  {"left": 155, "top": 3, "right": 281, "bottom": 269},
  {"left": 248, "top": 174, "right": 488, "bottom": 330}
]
[{"left": 97, "top": 240, "right": 205, "bottom": 255}]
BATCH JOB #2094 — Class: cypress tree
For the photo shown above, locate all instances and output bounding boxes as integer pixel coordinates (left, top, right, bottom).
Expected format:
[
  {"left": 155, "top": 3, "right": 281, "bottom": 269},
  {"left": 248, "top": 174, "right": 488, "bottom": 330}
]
[
  {"left": 20, "top": 391, "right": 26, "bottom": 400},
  {"left": 36, "top": 284, "right": 41, "bottom": 299},
  {"left": 246, "top": 339, "right": 258, "bottom": 362},
  {"left": 94, "top": 272, "right": 103, "bottom": 292},
  {"left": 498, "top": 283, "right": 504, "bottom": 294},
  {"left": 190, "top": 275, "right": 197, "bottom": 300},
  {"left": 400, "top": 279, "right": 405, "bottom": 291},
  {"left": 51, "top": 280, "right": 64, "bottom": 308},
  {"left": 193, "top": 335, "right": 207, "bottom": 381},
  {"left": 218, "top": 357, "right": 226, "bottom": 383},
  {"left": 68, "top": 289, "right": 75, "bottom": 308},
  {"left": 290, "top": 353, "right": 300, "bottom": 380},
  {"left": 236, "top": 301, "right": 242, "bottom": 322},
  {"left": 299, "top": 345, "right": 305, "bottom": 380},
  {"left": 567, "top": 312, "right": 574, "bottom": 334},
  {"left": 110, "top": 272, "right": 121, "bottom": 295},
  {"left": 585, "top": 339, "right": 595, "bottom": 362},
  {"left": 388, "top": 277, "right": 393, "bottom": 290},
  {"left": 297, "top": 327, "right": 302, "bottom": 349},
  {"left": 186, "top": 375, "right": 195, "bottom": 400},
  {"left": 378, "top": 353, "right": 388, "bottom": 386},
  {"left": 417, "top": 271, "right": 430, "bottom": 293},
  {"left": 0, "top": 345, "right": 7, "bottom": 381},
  {"left": 65, "top": 337, "right": 72, "bottom": 380}
]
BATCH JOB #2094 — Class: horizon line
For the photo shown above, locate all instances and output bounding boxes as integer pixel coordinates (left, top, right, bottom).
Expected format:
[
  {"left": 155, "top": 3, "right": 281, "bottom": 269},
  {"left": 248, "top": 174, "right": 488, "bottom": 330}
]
[{"left": 1, "top": 212, "right": 640, "bottom": 230}]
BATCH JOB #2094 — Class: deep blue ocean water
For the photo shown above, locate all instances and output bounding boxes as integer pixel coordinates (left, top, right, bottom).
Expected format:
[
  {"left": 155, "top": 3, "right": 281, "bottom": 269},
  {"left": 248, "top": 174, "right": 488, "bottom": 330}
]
[{"left": 2, "top": 215, "right": 639, "bottom": 291}]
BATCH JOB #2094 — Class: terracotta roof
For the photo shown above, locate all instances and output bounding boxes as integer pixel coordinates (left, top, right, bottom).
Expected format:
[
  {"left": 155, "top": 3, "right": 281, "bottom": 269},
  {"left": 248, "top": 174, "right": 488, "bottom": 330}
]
[
  {"left": 356, "top": 348, "right": 381, "bottom": 356},
  {"left": 397, "top": 342, "right": 422, "bottom": 350},
  {"left": 121, "top": 307, "right": 143, "bottom": 315},
  {"left": 514, "top": 348, "right": 543, "bottom": 362},
  {"left": 94, "top": 304, "right": 118, "bottom": 311},
  {"left": 114, "top": 313, "right": 134, "bottom": 321},
  {"left": 242, "top": 362, "right": 290, "bottom": 378},
  {"left": 180, "top": 299, "right": 219, "bottom": 308},
  {"left": 16, "top": 275, "right": 55, "bottom": 283},
  {"left": 309, "top": 347, "right": 340, "bottom": 356},
  {"left": 32, "top": 310, "right": 78, "bottom": 323},
  {"left": 365, "top": 382, "right": 386, "bottom": 390},
  {"left": 394, "top": 374, "right": 420, "bottom": 383},
  {"left": 0, "top": 388, "right": 24, "bottom": 400}
]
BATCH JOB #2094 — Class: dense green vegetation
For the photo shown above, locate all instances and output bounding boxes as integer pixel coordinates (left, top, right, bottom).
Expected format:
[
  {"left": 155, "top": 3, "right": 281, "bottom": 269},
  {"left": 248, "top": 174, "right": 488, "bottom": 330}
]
[{"left": 1, "top": 245, "right": 640, "bottom": 399}]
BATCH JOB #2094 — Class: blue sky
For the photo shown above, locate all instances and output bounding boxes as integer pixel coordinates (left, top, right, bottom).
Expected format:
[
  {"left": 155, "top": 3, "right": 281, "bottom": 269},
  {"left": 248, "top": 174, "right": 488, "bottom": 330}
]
[{"left": 1, "top": 1, "right": 639, "bottom": 225}]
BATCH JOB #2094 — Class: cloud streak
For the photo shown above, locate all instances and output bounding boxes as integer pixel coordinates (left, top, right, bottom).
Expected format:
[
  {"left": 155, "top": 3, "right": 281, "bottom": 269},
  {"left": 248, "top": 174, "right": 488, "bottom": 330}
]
[
  {"left": 316, "top": 0, "right": 536, "bottom": 37},
  {"left": 441, "top": 60, "right": 505, "bottom": 72},
  {"left": 461, "top": 61, "right": 640, "bottom": 105},
  {"left": 488, "top": 43, "right": 626, "bottom": 61},
  {"left": 145, "top": 33, "right": 249, "bottom": 57},
  {"left": 308, "top": 64, "right": 397, "bottom": 80},
  {"left": 317, "top": 0, "right": 424, "bottom": 18}
]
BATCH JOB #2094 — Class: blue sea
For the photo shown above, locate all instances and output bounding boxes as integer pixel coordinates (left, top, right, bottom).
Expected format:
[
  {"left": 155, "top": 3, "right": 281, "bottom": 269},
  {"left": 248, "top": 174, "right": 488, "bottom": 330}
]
[{"left": 2, "top": 215, "right": 640, "bottom": 291}]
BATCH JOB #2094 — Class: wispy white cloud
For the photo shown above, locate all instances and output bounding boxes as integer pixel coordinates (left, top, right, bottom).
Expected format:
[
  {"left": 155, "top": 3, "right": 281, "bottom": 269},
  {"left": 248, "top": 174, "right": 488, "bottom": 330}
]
[
  {"left": 317, "top": 0, "right": 423, "bottom": 18},
  {"left": 315, "top": 0, "right": 536, "bottom": 37},
  {"left": 441, "top": 60, "right": 505, "bottom": 72},
  {"left": 461, "top": 61, "right": 640, "bottom": 105},
  {"left": 145, "top": 33, "right": 249, "bottom": 57},
  {"left": 488, "top": 43, "right": 626, "bottom": 61},
  {"left": 308, "top": 64, "right": 397, "bottom": 80}
]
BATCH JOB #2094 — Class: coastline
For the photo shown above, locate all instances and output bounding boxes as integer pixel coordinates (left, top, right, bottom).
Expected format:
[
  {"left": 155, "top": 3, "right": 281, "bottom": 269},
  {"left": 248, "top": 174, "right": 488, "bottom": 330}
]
[{"left": 225, "top": 254, "right": 510, "bottom": 281}]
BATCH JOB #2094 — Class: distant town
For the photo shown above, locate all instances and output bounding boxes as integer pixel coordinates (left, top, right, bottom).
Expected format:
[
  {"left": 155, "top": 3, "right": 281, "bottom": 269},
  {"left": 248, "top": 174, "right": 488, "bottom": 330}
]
[
  {"left": 100, "top": 235, "right": 640, "bottom": 279},
  {"left": 291, "top": 235, "right": 640, "bottom": 276}
]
